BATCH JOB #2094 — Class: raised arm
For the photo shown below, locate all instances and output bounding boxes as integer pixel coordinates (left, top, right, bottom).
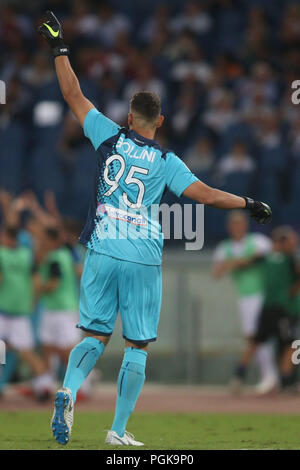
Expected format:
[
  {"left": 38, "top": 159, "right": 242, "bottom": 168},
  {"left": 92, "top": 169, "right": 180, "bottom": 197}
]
[
  {"left": 183, "top": 180, "right": 272, "bottom": 224},
  {"left": 54, "top": 56, "right": 94, "bottom": 126},
  {"left": 38, "top": 11, "right": 94, "bottom": 126}
]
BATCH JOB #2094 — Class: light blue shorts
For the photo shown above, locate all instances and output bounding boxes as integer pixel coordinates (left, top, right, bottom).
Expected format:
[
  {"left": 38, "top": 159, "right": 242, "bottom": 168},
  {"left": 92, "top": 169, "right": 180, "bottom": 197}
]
[{"left": 78, "top": 250, "right": 162, "bottom": 344}]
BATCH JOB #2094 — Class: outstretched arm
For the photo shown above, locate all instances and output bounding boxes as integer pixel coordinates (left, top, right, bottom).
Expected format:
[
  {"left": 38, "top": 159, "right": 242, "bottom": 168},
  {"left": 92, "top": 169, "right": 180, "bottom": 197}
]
[
  {"left": 183, "top": 180, "right": 272, "bottom": 224},
  {"left": 183, "top": 180, "right": 246, "bottom": 209},
  {"left": 165, "top": 152, "right": 272, "bottom": 225},
  {"left": 38, "top": 11, "right": 94, "bottom": 126}
]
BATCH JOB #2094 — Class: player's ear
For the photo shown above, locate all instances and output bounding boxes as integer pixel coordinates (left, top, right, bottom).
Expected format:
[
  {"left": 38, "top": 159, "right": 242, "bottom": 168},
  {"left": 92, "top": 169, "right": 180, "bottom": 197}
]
[
  {"left": 156, "top": 115, "right": 164, "bottom": 129},
  {"left": 128, "top": 112, "right": 133, "bottom": 127}
]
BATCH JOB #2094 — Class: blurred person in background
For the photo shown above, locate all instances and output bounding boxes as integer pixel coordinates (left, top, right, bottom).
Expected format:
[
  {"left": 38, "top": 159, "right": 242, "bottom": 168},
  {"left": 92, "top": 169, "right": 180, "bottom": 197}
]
[
  {"left": 0, "top": 190, "right": 79, "bottom": 399},
  {"left": 93, "top": 2, "right": 131, "bottom": 48},
  {"left": 164, "top": 29, "right": 197, "bottom": 62},
  {"left": 62, "top": 217, "right": 85, "bottom": 275},
  {"left": 170, "top": 0, "right": 213, "bottom": 37},
  {"left": 170, "top": 89, "right": 199, "bottom": 147},
  {"left": 280, "top": 2, "right": 300, "bottom": 48},
  {"left": 22, "top": 51, "right": 55, "bottom": 88},
  {"left": 237, "top": 62, "right": 278, "bottom": 111},
  {"left": 217, "top": 140, "right": 256, "bottom": 178},
  {"left": 171, "top": 46, "right": 213, "bottom": 86},
  {"left": 23, "top": 191, "right": 92, "bottom": 399},
  {"left": 184, "top": 136, "right": 215, "bottom": 173},
  {"left": 202, "top": 89, "right": 238, "bottom": 137},
  {"left": 212, "top": 210, "right": 278, "bottom": 394},
  {"left": 277, "top": 228, "right": 300, "bottom": 392},
  {"left": 122, "top": 59, "right": 166, "bottom": 106},
  {"left": 256, "top": 113, "right": 285, "bottom": 158},
  {"left": 287, "top": 114, "right": 300, "bottom": 160},
  {"left": 34, "top": 225, "right": 81, "bottom": 396},
  {"left": 0, "top": 224, "right": 52, "bottom": 399},
  {"left": 236, "top": 227, "right": 300, "bottom": 393},
  {"left": 138, "top": 4, "right": 171, "bottom": 46},
  {"left": 59, "top": 112, "right": 86, "bottom": 175},
  {"left": 241, "top": 6, "right": 270, "bottom": 65},
  {"left": 62, "top": 0, "right": 99, "bottom": 41}
]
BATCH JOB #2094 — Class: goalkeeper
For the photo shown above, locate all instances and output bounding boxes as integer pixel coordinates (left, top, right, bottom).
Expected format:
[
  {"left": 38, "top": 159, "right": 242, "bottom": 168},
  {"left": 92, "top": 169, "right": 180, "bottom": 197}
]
[{"left": 38, "top": 11, "right": 272, "bottom": 447}]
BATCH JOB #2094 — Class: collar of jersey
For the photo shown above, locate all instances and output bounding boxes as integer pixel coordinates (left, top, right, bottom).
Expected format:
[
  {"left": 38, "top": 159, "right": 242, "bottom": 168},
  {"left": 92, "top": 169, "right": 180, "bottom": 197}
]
[{"left": 129, "top": 129, "right": 157, "bottom": 147}]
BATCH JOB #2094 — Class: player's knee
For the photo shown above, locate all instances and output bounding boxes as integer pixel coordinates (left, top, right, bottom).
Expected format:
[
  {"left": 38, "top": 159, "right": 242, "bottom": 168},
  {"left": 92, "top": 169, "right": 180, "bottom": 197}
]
[
  {"left": 125, "top": 340, "right": 149, "bottom": 351},
  {"left": 84, "top": 332, "right": 111, "bottom": 346}
]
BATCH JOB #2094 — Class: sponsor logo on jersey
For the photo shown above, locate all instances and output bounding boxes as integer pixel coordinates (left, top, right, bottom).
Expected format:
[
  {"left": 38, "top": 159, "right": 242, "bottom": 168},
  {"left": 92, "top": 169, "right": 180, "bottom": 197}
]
[{"left": 97, "top": 203, "right": 147, "bottom": 226}]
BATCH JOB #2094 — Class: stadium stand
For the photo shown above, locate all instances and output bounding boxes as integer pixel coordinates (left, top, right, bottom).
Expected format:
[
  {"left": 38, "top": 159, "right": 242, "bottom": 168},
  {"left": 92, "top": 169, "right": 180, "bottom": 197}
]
[{"left": 1, "top": 0, "right": 300, "bottom": 241}]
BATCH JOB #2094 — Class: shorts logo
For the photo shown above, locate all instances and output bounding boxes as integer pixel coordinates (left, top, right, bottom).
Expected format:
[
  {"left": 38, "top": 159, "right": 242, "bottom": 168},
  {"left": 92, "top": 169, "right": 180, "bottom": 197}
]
[{"left": 97, "top": 203, "right": 147, "bottom": 226}]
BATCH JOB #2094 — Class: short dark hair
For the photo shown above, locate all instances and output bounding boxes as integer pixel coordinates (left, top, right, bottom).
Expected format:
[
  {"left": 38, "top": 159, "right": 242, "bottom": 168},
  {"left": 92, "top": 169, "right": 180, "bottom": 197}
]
[{"left": 130, "top": 91, "right": 161, "bottom": 122}]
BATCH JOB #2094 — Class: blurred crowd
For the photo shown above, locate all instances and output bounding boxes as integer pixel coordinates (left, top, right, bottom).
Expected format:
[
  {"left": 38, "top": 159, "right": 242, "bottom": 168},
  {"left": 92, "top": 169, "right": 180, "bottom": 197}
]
[
  {"left": 0, "top": 0, "right": 300, "bottom": 240},
  {"left": 0, "top": 189, "right": 95, "bottom": 401}
]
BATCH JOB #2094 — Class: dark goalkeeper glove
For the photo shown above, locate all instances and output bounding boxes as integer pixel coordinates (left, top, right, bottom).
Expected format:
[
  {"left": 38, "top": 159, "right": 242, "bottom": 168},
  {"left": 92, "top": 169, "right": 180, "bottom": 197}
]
[
  {"left": 38, "top": 10, "right": 69, "bottom": 58},
  {"left": 244, "top": 197, "right": 272, "bottom": 224}
]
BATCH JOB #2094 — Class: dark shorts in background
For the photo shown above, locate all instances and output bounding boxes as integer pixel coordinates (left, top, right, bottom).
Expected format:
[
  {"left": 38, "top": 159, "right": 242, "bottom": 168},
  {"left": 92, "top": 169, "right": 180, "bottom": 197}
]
[{"left": 254, "top": 305, "right": 298, "bottom": 346}]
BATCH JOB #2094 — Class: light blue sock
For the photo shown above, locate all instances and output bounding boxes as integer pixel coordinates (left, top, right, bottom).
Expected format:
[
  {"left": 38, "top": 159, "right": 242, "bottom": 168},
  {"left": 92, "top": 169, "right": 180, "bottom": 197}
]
[
  {"left": 63, "top": 337, "right": 105, "bottom": 403},
  {"left": 0, "top": 351, "right": 18, "bottom": 393},
  {"left": 112, "top": 347, "right": 147, "bottom": 437}
]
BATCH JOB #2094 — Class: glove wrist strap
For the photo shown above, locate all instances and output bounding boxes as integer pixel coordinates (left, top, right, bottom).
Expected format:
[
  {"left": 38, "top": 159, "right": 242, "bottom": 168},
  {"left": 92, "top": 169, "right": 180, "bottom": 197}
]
[
  {"left": 243, "top": 196, "right": 254, "bottom": 210},
  {"left": 53, "top": 44, "right": 69, "bottom": 58}
]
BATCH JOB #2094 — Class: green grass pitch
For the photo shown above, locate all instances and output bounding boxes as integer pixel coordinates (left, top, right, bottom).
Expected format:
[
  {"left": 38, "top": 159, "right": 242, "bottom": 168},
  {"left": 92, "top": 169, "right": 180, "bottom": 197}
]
[{"left": 0, "top": 411, "right": 299, "bottom": 450}]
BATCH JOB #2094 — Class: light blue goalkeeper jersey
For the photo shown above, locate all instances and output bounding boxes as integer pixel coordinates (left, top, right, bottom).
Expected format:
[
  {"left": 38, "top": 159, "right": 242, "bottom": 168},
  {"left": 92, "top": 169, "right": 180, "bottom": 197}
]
[{"left": 79, "top": 108, "right": 198, "bottom": 265}]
